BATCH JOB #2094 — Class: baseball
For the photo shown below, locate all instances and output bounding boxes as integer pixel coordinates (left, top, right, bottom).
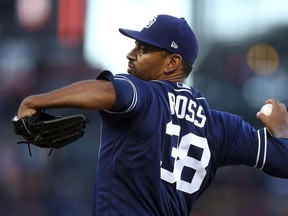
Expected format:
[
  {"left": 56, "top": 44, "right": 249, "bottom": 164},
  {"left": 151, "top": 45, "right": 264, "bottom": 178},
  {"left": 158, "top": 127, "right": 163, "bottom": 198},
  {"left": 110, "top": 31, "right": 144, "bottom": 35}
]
[{"left": 260, "top": 103, "right": 273, "bottom": 116}]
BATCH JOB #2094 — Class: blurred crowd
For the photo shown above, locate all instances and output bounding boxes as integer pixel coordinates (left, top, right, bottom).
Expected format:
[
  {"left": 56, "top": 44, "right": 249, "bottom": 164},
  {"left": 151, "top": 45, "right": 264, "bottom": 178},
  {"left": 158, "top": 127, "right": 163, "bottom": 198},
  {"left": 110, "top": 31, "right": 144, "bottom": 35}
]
[{"left": 0, "top": 44, "right": 103, "bottom": 215}]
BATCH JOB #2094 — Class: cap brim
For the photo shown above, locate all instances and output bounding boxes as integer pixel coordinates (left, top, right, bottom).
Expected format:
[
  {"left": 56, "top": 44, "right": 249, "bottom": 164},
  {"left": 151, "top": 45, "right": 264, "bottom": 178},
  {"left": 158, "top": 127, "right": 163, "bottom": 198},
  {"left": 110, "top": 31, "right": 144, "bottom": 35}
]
[{"left": 119, "top": 28, "right": 162, "bottom": 48}]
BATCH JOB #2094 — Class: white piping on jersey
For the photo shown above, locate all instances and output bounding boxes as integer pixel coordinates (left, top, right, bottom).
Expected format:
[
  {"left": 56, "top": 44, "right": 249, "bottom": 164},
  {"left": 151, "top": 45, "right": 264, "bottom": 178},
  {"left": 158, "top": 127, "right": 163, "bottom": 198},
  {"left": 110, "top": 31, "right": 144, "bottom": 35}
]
[
  {"left": 260, "top": 128, "right": 268, "bottom": 170},
  {"left": 254, "top": 131, "right": 261, "bottom": 168},
  {"left": 98, "top": 125, "right": 103, "bottom": 157},
  {"left": 153, "top": 80, "right": 207, "bottom": 102},
  {"left": 104, "top": 76, "right": 137, "bottom": 114},
  {"left": 196, "top": 97, "right": 206, "bottom": 100},
  {"left": 174, "top": 88, "right": 194, "bottom": 95},
  {"left": 173, "top": 89, "right": 207, "bottom": 102},
  {"left": 254, "top": 128, "right": 268, "bottom": 170}
]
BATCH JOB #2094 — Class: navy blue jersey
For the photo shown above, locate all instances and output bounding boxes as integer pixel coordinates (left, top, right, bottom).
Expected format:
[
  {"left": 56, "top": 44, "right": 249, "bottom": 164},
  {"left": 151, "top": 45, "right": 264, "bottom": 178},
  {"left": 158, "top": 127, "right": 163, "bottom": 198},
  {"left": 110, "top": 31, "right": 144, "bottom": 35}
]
[{"left": 93, "top": 71, "right": 288, "bottom": 216}]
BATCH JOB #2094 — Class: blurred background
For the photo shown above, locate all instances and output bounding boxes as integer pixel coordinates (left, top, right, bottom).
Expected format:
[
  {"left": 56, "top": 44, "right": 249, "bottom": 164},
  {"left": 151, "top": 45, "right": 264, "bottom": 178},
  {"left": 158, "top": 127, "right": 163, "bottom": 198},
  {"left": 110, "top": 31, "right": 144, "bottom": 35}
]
[{"left": 0, "top": 0, "right": 288, "bottom": 215}]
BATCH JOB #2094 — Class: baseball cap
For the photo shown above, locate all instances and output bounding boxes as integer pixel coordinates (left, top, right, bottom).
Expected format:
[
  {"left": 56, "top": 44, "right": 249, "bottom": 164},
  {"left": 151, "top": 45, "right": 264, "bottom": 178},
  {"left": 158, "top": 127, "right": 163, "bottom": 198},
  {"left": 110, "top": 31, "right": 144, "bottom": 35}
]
[{"left": 119, "top": 14, "right": 199, "bottom": 65}]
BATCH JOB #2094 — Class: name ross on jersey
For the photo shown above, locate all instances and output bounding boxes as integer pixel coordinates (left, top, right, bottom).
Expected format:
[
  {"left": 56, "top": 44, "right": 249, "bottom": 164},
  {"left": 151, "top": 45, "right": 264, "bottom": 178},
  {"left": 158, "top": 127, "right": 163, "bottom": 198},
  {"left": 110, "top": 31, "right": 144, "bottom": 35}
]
[{"left": 168, "top": 92, "right": 206, "bottom": 128}]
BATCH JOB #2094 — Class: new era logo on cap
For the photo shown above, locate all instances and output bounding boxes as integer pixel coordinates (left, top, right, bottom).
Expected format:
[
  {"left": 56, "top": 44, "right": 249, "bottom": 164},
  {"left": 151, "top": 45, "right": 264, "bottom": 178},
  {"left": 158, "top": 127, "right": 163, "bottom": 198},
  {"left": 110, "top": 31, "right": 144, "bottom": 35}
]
[
  {"left": 119, "top": 14, "right": 199, "bottom": 65},
  {"left": 171, "top": 41, "right": 178, "bottom": 49}
]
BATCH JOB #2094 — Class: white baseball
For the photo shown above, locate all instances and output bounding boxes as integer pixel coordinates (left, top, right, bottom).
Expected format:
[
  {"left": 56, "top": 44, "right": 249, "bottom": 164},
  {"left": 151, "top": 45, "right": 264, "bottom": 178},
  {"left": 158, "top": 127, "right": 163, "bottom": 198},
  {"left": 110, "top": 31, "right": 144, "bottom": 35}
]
[{"left": 260, "top": 104, "right": 273, "bottom": 116}]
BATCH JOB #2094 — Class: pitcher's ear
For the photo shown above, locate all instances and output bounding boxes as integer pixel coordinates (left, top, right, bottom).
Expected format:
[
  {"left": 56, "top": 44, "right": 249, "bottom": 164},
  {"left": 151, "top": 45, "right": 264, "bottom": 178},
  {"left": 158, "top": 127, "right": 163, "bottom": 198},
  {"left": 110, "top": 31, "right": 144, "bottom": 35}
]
[{"left": 164, "top": 54, "right": 182, "bottom": 74}]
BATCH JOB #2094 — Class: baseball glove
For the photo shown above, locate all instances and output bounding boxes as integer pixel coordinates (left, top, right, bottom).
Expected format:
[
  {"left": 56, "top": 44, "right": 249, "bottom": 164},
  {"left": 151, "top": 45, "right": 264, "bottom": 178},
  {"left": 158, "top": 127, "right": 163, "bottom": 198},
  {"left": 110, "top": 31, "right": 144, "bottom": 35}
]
[{"left": 12, "top": 111, "right": 88, "bottom": 153}]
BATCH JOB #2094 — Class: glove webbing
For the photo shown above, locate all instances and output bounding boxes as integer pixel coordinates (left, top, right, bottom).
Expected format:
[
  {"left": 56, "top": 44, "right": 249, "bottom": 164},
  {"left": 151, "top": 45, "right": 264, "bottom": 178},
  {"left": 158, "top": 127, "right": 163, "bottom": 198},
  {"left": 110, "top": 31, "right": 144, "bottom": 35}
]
[{"left": 16, "top": 116, "right": 55, "bottom": 156}]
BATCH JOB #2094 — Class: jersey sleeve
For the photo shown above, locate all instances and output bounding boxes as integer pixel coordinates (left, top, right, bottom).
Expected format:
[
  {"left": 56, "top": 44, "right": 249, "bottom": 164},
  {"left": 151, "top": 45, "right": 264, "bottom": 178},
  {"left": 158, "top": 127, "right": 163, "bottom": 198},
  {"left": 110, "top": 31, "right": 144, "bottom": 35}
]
[
  {"left": 96, "top": 71, "right": 138, "bottom": 113},
  {"left": 261, "top": 135, "right": 288, "bottom": 178},
  {"left": 214, "top": 110, "right": 288, "bottom": 178}
]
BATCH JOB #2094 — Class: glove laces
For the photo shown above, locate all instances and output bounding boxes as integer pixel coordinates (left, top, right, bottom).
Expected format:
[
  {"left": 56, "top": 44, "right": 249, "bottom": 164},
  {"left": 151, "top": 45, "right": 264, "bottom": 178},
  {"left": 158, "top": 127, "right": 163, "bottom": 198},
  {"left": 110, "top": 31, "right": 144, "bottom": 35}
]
[{"left": 17, "top": 141, "right": 54, "bottom": 157}]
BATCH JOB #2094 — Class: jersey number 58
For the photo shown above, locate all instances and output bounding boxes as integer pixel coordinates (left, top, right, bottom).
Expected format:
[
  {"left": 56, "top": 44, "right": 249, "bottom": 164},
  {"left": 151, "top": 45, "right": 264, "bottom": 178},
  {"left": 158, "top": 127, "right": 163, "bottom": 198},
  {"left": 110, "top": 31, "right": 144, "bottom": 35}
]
[{"left": 161, "top": 121, "right": 211, "bottom": 194}]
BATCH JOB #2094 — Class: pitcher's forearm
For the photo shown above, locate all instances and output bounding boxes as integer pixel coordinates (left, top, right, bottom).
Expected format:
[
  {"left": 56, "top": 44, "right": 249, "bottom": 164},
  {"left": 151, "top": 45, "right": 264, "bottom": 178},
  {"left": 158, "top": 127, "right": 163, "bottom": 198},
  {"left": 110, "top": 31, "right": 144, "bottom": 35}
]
[{"left": 17, "top": 80, "right": 116, "bottom": 118}]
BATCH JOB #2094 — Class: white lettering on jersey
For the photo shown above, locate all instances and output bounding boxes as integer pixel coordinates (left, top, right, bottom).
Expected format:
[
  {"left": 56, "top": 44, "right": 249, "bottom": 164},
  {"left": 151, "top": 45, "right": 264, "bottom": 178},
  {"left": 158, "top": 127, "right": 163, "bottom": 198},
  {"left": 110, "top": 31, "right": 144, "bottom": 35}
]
[
  {"left": 161, "top": 91, "right": 210, "bottom": 194},
  {"left": 161, "top": 121, "right": 211, "bottom": 194},
  {"left": 168, "top": 92, "right": 206, "bottom": 127}
]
